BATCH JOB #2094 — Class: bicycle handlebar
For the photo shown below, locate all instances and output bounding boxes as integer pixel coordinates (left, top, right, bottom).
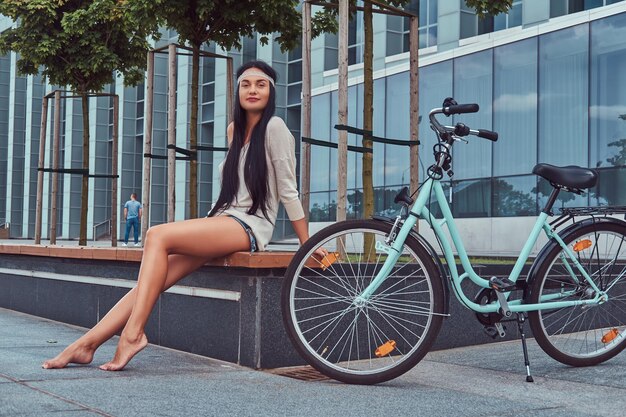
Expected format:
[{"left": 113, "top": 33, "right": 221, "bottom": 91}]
[
  {"left": 429, "top": 99, "right": 499, "bottom": 143},
  {"left": 476, "top": 129, "right": 498, "bottom": 142},
  {"left": 442, "top": 103, "right": 479, "bottom": 116}
]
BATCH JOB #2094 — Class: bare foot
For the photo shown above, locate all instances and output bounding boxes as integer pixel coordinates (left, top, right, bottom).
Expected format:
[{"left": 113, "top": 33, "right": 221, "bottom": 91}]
[
  {"left": 42, "top": 342, "right": 95, "bottom": 369},
  {"left": 99, "top": 333, "right": 148, "bottom": 371}
]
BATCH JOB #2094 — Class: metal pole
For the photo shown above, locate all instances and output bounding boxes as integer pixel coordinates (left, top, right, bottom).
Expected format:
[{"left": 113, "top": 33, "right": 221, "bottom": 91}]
[
  {"left": 49, "top": 90, "right": 61, "bottom": 245},
  {"left": 409, "top": 16, "right": 419, "bottom": 200},
  {"left": 337, "top": 0, "right": 348, "bottom": 223},
  {"left": 35, "top": 96, "right": 49, "bottom": 244},
  {"left": 167, "top": 43, "right": 177, "bottom": 223},
  {"left": 111, "top": 95, "right": 119, "bottom": 246},
  {"left": 301, "top": 0, "right": 312, "bottom": 221},
  {"left": 142, "top": 51, "right": 154, "bottom": 241}
]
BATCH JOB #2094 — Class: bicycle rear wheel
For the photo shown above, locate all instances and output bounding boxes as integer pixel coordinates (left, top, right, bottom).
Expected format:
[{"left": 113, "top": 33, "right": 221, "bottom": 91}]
[
  {"left": 281, "top": 219, "right": 445, "bottom": 384},
  {"left": 527, "top": 221, "right": 626, "bottom": 366}
]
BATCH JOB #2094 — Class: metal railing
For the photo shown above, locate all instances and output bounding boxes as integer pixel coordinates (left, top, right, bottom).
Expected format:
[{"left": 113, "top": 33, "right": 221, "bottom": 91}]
[{"left": 93, "top": 219, "right": 111, "bottom": 241}]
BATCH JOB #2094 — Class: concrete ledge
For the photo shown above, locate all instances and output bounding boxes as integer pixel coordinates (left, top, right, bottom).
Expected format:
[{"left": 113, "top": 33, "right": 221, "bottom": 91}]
[{"left": 0, "top": 245, "right": 532, "bottom": 369}]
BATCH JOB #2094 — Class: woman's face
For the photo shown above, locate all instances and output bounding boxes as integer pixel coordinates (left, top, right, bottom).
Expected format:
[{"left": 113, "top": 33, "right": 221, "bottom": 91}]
[{"left": 238, "top": 68, "right": 271, "bottom": 114}]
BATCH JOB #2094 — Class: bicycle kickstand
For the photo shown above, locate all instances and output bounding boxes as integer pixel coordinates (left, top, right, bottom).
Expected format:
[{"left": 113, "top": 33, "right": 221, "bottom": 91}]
[{"left": 517, "top": 313, "right": 534, "bottom": 383}]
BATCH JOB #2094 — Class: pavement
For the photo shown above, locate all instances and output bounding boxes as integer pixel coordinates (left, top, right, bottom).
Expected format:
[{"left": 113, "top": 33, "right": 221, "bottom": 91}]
[{"left": 2, "top": 307, "right": 626, "bottom": 417}]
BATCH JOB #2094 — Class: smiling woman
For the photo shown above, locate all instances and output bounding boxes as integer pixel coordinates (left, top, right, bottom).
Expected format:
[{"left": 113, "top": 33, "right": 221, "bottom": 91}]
[{"left": 42, "top": 60, "right": 323, "bottom": 372}]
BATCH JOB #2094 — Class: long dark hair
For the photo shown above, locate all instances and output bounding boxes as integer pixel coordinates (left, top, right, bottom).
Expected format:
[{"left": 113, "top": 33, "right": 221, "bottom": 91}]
[{"left": 208, "top": 60, "right": 277, "bottom": 221}]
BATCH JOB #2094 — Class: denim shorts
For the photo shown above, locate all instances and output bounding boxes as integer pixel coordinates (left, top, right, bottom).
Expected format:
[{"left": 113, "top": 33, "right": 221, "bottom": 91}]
[{"left": 226, "top": 215, "right": 258, "bottom": 253}]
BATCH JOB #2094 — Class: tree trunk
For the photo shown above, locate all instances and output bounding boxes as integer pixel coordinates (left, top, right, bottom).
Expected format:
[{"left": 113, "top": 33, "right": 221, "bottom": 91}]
[
  {"left": 189, "top": 43, "right": 200, "bottom": 219},
  {"left": 79, "top": 91, "right": 90, "bottom": 246},
  {"left": 363, "top": 0, "right": 375, "bottom": 261}
]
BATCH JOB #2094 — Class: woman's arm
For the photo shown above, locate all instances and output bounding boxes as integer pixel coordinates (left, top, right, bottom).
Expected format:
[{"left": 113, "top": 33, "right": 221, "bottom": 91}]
[{"left": 291, "top": 217, "right": 309, "bottom": 245}]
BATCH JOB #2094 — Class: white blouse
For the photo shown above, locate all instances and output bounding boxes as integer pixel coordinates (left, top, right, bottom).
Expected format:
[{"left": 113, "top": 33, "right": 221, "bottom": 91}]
[{"left": 217, "top": 116, "right": 305, "bottom": 250}]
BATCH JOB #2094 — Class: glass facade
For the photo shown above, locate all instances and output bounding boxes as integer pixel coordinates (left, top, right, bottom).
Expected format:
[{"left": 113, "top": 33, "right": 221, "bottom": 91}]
[
  {"left": 311, "top": 11, "right": 626, "bottom": 220},
  {"left": 1, "top": 1, "right": 626, "bottom": 245}
]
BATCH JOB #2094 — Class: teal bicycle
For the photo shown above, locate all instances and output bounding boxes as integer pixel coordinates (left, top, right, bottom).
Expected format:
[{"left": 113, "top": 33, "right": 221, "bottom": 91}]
[{"left": 281, "top": 98, "right": 626, "bottom": 384}]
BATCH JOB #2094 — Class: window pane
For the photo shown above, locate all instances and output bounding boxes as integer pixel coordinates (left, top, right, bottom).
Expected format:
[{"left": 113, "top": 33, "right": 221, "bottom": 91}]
[
  {"left": 539, "top": 25, "right": 589, "bottom": 167},
  {"left": 537, "top": 178, "right": 588, "bottom": 211},
  {"left": 492, "top": 176, "right": 537, "bottom": 217},
  {"left": 590, "top": 167, "right": 626, "bottom": 206},
  {"left": 493, "top": 39, "right": 538, "bottom": 176},
  {"left": 453, "top": 50, "right": 493, "bottom": 180},
  {"left": 590, "top": 13, "right": 626, "bottom": 169},
  {"left": 420, "top": 61, "right": 453, "bottom": 182},
  {"left": 311, "top": 94, "right": 331, "bottom": 192},
  {"left": 452, "top": 179, "right": 491, "bottom": 218},
  {"left": 385, "top": 72, "right": 410, "bottom": 186},
  {"left": 309, "top": 192, "right": 331, "bottom": 222}
]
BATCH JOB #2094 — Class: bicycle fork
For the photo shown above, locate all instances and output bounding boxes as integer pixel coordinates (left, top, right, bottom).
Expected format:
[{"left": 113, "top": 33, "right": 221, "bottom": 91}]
[{"left": 354, "top": 212, "right": 418, "bottom": 304}]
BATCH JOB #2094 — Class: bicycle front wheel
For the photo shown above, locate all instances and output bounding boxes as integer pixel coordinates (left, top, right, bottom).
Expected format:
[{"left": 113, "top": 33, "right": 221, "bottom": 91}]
[
  {"left": 528, "top": 221, "right": 626, "bottom": 366},
  {"left": 281, "top": 220, "right": 445, "bottom": 384}
]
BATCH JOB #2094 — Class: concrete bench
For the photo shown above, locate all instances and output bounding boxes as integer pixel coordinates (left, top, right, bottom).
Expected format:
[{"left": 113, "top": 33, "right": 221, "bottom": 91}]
[{"left": 0, "top": 243, "right": 531, "bottom": 369}]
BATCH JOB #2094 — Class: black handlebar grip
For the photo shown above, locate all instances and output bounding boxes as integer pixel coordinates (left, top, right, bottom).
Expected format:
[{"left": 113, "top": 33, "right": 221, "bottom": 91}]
[
  {"left": 443, "top": 103, "right": 479, "bottom": 116},
  {"left": 478, "top": 129, "right": 498, "bottom": 141}
]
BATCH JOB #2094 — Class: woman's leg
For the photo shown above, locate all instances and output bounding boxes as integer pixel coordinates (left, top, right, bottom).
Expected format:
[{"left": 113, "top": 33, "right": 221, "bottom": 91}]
[
  {"left": 99, "top": 216, "right": 249, "bottom": 371},
  {"left": 42, "top": 252, "right": 214, "bottom": 369}
]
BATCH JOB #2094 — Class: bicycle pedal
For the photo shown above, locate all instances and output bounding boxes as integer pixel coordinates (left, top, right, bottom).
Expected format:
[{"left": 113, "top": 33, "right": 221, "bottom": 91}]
[
  {"left": 483, "top": 326, "right": 499, "bottom": 339},
  {"left": 489, "top": 276, "right": 516, "bottom": 292},
  {"left": 483, "top": 323, "right": 507, "bottom": 340}
]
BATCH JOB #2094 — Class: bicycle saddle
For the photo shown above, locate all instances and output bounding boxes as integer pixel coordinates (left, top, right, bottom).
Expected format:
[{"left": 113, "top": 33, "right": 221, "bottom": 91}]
[{"left": 532, "top": 163, "right": 597, "bottom": 189}]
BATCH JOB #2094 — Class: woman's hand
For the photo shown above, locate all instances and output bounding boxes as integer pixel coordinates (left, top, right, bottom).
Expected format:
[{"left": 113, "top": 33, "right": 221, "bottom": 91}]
[{"left": 313, "top": 247, "right": 329, "bottom": 259}]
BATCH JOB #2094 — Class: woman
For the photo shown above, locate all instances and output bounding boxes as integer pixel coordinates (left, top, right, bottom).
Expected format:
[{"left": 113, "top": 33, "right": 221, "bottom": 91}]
[{"left": 43, "top": 60, "right": 324, "bottom": 371}]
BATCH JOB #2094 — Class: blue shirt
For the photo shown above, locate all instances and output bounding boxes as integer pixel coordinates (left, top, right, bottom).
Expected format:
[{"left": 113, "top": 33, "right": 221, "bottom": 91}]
[{"left": 124, "top": 200, "right": 142, "bottom": 219}]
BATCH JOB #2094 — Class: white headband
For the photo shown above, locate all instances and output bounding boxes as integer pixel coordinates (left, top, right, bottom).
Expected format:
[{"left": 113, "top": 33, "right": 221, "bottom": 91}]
[{"left": 237, "top": 69, "right": 275, "bottom": 87}]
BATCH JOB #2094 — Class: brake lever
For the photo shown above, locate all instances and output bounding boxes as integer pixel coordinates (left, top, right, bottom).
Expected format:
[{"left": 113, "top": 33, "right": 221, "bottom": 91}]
[{"left": 452, "top": 135, "right": 468, "bottom": 144}]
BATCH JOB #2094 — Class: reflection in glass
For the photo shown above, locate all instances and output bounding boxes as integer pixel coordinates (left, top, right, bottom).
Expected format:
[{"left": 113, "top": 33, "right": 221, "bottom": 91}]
[
  {"left": 419, "top": 61, "right": 453, "bottom": 181},
  {"left": 309, "top": 192, "right": 331, "bottom": 222},
  {"left": 347, "top": 189, "right": 363, "bottom": 220},
  {"left": 590, "top": 13, "right": 626, "bottom": 168},
  {"left": 539, "top": 25, "right": 589, "bottom": 167},
  {"left": 493, "top": 39, "right": 537, "bottom": 176},
  {"left": 311, "top": 94, "right": 331, "bottom": 192},
  {"left": 492, "top": 176, "right": 538, "bottom": 217},
  {"left": 536, "top": 178, "right": 588, "bottom": 212},
  {"left": 453, "top": 50, "right": 493, "bottom": 180},
  {"left": 451, "top": 179, "right": 491, "bottom": 218},
  {"left": 385, "top": 72, "right": 410, "bottom": 186},
  {"left": 590, "top": 167, "right": 626, "bottom": 206}
]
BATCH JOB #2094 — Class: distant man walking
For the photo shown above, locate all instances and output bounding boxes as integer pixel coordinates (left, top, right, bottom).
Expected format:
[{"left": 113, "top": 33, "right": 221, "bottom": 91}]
[{"left": 122, "top": 193, "right": 142, "bottom": 247}]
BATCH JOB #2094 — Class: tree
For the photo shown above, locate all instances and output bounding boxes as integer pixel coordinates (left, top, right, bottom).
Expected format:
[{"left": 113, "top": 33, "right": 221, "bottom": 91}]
[
  {"left": 465, "top": 0, "right": 513, "bottom": 17},
  {"left": 0, "top": 0, "right": 160, "bottom": 245},
  {"left": 158, "top": 0, "right": 301, "bottom": 219}
]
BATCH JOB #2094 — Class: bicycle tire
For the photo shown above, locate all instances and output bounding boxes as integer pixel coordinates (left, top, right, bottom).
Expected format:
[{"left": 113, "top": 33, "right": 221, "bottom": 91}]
[
  {"left": 281, "top": 219, "right": 445, "bottom": 384},
  {"left": 527, "top": 221, "right": 626, "bottom": 366}
]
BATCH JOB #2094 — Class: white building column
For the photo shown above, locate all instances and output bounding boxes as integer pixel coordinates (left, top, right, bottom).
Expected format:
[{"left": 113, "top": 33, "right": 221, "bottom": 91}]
[{"left": 5, "top": 51, "right": 16, "bottom": 234}]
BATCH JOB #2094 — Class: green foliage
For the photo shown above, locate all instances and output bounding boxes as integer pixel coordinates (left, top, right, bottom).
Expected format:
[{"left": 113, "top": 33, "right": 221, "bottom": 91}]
[
  {"left": 311, "top": 0, "right": 513, "bottom": 37},
  {"left": 464, "top": 0, "right": 514, "bottom": 17},
  {"left": 311, "top": 0, "right": 413, "bottom": 38},
  {"left": 0, "top": 0, "right": 161, "bottom": 92},
  {"left": 606, "top": 139, "right": 626, "bottom": 167},
  {"left": 159, "top": 0, "right": 301, "bottom": 53}
]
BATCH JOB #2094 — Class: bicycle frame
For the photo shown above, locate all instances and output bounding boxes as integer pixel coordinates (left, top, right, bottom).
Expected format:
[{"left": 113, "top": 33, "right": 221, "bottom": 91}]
[{"left": 356, "top": 176, "right": 606, "bottom": 315}]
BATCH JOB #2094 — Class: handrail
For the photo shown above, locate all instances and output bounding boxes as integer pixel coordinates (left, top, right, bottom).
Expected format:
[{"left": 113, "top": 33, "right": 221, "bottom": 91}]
[{"left": 93, "top": 219, "right": 111, "bottom": 241}]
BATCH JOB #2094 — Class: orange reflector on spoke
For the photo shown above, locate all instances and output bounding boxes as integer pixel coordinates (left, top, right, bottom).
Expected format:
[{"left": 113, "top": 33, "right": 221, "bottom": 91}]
[
  {"left": 573, "top": 239, "right": 592, "bottom": 252},
  {"left": 320, "top": 252, "right": 340, "bottom": 270},
  {"left": 601, "top": 328, "right": 620, "bottom": 344},
  {"left": 375, "top": 340, "right": 396, "bottom": 357}
]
